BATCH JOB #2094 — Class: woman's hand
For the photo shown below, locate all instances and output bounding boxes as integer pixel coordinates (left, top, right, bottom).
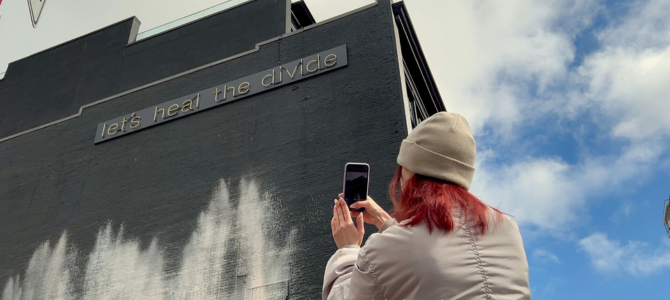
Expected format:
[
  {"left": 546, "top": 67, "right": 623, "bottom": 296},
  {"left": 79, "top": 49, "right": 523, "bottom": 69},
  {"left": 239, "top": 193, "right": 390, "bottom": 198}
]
[
  {"left": 342, "top": 193, "right": 391, "bottom": 230},
  {"left": 331, "top": 197, "right": 364, "bottom": 249}
]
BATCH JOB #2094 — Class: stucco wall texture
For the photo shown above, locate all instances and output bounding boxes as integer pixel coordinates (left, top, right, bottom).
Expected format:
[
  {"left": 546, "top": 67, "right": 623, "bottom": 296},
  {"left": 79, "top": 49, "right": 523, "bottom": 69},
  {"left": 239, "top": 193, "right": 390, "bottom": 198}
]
[{"left": 0, "top": 0, "right": 409, "bottom": 299}]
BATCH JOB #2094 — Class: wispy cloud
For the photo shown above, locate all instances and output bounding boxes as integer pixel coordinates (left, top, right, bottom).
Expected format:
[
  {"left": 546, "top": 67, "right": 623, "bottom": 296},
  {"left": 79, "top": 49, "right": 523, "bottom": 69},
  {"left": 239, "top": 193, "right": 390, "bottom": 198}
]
[
  {"left": 570, "top": 0, "right": 670, "bottom": 141},
  {"left": 533, "top": 249, "right": 560, "bottom": 264},
  {"left": 579, "top": 232, "right": 670, "bottom": 276},
  {"left": 406, "top": 0, "right": 670, "bottom": 143},
  {"left": 471, "top": 142, "right": 660, "bottom": 232},
  {"left": 609, "top": 201, "right": 634, "bottom": 224},
  {"left": 405, "top": 0, "right": 601, "bottom": 138},
  {"left": 402, "top": 0, "right": 670, "bottom": 234}
]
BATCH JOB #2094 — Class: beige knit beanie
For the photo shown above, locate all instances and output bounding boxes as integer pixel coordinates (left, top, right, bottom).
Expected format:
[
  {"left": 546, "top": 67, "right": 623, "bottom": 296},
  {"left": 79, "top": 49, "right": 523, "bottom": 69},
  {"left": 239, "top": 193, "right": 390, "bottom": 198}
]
[{"left": 397, "top": 112, "right": 476, "bottom": 190}]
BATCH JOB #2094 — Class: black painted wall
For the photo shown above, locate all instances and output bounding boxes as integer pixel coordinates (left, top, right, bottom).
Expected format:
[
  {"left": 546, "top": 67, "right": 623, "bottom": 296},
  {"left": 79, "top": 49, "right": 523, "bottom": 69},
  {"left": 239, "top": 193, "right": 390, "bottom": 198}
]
[
  {"left": 0, "top": 0, "right": 408, "bottom": 298},
  {"left": 0, "top": 0, "right": 288, "bottom": 140}
]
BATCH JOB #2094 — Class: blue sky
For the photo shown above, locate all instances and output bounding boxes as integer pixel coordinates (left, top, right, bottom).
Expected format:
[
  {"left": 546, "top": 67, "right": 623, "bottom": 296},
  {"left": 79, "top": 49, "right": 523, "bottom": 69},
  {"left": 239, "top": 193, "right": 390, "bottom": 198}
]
[
  {"left": 401, "top": 0, "right": 670, "bottom": 298},
  {"left": 1, "top": 0, "right": 669, "bottom": 298}
]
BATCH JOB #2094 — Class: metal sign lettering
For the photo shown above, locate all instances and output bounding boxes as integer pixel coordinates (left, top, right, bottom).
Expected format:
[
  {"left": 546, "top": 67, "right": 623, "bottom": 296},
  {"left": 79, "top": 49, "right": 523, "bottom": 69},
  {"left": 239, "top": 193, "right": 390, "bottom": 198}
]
[{"left": 94, "top": 45, "right": 348, "bottom": 144}]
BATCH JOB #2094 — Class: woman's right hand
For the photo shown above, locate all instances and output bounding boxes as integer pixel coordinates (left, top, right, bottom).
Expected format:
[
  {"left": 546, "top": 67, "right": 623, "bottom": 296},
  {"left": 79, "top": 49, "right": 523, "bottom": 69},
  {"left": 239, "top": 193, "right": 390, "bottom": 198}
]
[{"left": 339, "top": 193, "right": 391, "bottom": 231}]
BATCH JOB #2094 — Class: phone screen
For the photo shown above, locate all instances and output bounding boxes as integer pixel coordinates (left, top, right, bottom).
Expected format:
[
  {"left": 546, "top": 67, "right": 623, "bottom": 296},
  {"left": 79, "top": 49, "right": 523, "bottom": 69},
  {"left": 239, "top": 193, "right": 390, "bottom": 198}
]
[{"left": 344, "top": 164, "right": 369, "bottom": 212}]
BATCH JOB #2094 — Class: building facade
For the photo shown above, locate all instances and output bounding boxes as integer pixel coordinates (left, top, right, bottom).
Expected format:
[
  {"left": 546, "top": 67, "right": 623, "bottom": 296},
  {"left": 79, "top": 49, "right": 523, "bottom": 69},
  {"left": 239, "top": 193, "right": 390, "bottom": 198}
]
[{"left": 0, "top": 0, "right": 443, "bottom": 298}]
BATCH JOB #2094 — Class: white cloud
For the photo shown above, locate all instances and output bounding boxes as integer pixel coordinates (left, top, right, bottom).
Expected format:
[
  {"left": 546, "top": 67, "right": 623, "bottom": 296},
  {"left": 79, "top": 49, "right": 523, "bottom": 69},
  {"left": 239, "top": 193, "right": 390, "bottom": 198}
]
[
  {"left": 579, "top": 232, "right": 670, "bottom": 276},
  {"left": 471, "top": 141, "right": 661, "bottom": 232},
  {"left": 533, "top": 249, "right": 560, "bottom": 264},
  {"left": 609, "top": 201, "right": 634, "bottom": 223},
  {"left": 533, "top": 0, "right": 670, "bottom": 141},
  {"left": 402, "top": 0, "right": 669, "bottom": 233},
  {"left": 573, "top": 1, "right": 670, "bottom": 140},
  {"left": 472, "top": 153, "right": 580, "bottom": 231},
  {"left": 405, "top": 0, "right": 670, "bottom": 142},
  {"left": 404, "top": 0, "right": 600, "bottom": 137},
  {"left": 595, "top": 0, "right": 670, "bottom": 49}
]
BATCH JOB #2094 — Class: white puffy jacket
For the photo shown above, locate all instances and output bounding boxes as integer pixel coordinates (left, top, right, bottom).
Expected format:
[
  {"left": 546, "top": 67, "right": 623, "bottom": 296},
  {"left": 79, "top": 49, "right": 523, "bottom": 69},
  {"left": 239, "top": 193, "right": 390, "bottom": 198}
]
[{"left": 323, "top": 208, "right": 532, "bottom": 300}]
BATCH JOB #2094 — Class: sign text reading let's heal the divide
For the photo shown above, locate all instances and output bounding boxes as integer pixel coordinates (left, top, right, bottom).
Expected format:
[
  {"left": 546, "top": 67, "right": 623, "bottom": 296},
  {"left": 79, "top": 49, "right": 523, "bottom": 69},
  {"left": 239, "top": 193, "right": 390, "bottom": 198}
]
[{"left": 94, "top": 45, "right": 348, "bottom": 144}]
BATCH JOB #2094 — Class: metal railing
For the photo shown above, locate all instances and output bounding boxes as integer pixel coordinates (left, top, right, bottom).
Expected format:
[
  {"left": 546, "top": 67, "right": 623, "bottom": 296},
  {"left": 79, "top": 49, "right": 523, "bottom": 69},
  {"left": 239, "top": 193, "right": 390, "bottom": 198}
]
[{"left": 135, "top": 0, "right": 249, "bottom": 41}]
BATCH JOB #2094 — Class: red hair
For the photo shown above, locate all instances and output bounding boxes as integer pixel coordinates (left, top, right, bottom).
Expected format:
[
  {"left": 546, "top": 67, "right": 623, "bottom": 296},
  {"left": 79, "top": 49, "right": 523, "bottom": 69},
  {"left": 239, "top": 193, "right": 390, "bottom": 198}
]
[{"left": 388, "top": 166, "right": 504, "bottom": 235}]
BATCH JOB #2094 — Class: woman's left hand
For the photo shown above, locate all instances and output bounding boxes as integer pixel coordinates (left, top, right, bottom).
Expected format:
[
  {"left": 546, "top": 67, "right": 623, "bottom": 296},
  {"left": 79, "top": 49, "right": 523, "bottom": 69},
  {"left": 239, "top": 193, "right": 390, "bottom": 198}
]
[{"left": 331, "top": 197, "right": 365, "bottom": 249}]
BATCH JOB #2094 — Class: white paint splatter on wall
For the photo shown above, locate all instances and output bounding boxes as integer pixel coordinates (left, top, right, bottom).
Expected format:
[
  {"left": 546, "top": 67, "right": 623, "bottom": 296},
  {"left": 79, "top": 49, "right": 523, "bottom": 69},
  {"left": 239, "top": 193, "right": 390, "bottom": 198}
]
[
  {"left": 1, "top": 178, "right": 295, "bottom": 300},
  {"left": 1, "top": 234, "right": 74, "bottom": 300},
  {"left": 82, "top": 225, "right": 166, "bottom": 299}
]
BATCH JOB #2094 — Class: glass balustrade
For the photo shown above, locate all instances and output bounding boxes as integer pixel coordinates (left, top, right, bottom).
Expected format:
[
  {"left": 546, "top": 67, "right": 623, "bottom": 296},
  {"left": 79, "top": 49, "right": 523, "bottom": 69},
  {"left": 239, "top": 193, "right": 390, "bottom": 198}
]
[{"left": 135, "top": 0, "right": 248, "bottom": 41}]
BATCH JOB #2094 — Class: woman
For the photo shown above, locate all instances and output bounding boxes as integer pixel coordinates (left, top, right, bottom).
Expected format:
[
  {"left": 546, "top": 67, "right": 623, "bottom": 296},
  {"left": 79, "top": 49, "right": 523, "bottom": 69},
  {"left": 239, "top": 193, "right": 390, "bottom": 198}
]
[{"left": 323, "top": 112, "right": 531, "bottom": 300}]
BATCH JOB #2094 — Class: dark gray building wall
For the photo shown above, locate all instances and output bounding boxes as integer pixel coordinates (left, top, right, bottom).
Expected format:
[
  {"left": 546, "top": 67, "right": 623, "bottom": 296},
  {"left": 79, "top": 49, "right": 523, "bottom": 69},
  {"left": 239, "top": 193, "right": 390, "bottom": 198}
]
[
  {"left": 0, "top": 0, "right": 288, "bottom": 141},
  {"left": 0, "top": 0, "right": 407, "bottom": 298}
]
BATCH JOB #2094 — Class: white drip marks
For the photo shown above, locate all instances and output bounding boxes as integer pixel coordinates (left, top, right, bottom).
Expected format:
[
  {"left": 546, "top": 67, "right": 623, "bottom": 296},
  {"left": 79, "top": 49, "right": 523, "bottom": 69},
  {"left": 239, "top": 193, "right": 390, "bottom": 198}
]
[{"left": 1, "top": 178, "right": 296, "bottom": 300}]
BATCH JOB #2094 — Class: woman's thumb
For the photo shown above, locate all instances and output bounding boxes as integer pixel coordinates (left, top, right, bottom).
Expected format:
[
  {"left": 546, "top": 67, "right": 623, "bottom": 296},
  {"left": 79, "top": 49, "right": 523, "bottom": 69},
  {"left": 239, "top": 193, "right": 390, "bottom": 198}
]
[{"left": 350, "top": 201, "right": 365, "bottom": 209}]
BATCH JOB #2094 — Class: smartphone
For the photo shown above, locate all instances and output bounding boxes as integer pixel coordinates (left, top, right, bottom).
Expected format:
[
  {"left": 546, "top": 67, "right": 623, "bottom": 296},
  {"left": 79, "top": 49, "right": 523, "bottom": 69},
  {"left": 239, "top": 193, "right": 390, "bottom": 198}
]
[{"left": 342, "top": 163, "right": 370, "bottom": 212}]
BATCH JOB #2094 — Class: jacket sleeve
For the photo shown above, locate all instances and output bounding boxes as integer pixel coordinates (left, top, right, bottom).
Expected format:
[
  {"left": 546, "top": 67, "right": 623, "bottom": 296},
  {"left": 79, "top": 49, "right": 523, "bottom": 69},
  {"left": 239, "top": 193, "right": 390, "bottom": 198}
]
[{"left": 322, "top": 219, "right": 398, "bottom": 300}]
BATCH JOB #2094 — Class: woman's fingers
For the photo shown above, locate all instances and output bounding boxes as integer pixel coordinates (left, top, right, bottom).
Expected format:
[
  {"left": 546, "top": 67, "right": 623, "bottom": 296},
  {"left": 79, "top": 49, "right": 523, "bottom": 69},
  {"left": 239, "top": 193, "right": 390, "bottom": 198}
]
[
  {"left": 335, "top": 199, "right": 346, "bottom": 225},
  {"left": 333, "top": 199, "right": 340, "bottom": 228},
  {"left": 358, "top": 213, "right": 365, "bottom": 244},
  {"left": 331, "top": 195, "right": 368, "bottom": 248},
  {"left": 339, "top": 198, "right": 353, "bottom": 224}
]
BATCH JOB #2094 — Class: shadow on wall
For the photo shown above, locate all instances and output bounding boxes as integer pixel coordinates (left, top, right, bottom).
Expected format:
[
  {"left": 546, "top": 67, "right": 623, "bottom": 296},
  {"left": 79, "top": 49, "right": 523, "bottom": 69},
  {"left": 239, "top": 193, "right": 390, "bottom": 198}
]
[{"left": 1, "top": 178, "right": 296, "bottom": 300}]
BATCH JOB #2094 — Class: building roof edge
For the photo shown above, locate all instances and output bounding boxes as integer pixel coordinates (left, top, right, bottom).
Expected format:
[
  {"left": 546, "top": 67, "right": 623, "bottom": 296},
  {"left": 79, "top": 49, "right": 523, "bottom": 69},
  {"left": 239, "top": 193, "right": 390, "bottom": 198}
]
[{"left": 0, "top": 1, "right": 381, "bottom": 144}]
